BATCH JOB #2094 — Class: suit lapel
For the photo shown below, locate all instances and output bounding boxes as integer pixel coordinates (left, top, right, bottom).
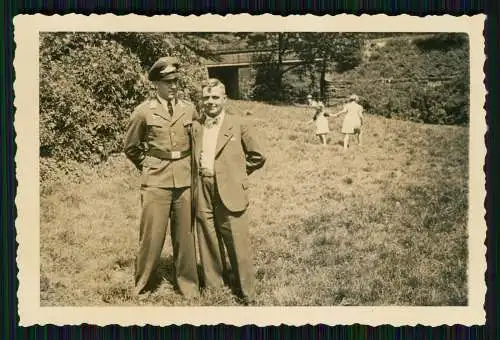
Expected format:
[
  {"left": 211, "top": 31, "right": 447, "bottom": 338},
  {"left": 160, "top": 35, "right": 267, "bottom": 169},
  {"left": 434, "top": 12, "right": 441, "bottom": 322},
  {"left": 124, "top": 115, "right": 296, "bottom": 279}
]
[
  {"left": 215, "top": 114, "right": 233, "bottom": 157},
  {"left": 170, "top": 100, "right": 186, "bottom": 126},
  {"left": 152, "top": 97, "right": 171, "bottom": 121}
]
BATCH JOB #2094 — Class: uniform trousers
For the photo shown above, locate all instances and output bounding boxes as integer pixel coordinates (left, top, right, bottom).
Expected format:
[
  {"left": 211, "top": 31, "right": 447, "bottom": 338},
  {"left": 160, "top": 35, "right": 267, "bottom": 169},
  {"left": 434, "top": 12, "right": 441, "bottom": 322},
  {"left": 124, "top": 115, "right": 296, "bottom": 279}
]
[
  {"left": 196, "top": 175, "right": 255, "bottom": 299},
  {"left": 135, "top": 186, "right": 199, "bottom": 297}
]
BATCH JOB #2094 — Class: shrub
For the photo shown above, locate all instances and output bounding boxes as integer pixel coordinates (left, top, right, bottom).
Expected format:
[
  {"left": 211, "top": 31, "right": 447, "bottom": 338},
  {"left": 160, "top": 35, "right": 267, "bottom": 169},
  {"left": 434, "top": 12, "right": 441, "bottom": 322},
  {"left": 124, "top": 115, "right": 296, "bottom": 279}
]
[
  {"left": 40, "top": 32, "right": 209, "bottom": 172},
  {"left": 414, "top": 33, "right": 469, "bottom": 51},
  {"left": 252, "top": 63, "right": 296, "bottom": 103},
  {"left": 40, "top": 33, "right": 150, "bottom": 164},
  {"left": 343, "top": 34, "right": 469, "bottom": 125},
  {"left": 105, "top": 32, "right": 209, "bottom": 111},
  {"left": 409, "top": 74, "right": 469, "bottom": 125}
]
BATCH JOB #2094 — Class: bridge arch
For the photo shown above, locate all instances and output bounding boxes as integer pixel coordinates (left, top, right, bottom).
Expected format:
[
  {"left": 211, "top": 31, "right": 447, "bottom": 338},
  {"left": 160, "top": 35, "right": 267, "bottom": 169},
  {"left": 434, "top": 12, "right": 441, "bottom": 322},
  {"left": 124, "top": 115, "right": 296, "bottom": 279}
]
[{"left": 207, "top": 66, "right": 240, "bottom": 99}]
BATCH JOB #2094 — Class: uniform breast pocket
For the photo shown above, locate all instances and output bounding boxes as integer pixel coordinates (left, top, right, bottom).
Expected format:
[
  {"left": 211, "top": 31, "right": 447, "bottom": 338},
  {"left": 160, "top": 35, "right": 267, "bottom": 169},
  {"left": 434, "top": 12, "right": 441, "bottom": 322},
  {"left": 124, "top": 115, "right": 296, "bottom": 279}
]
[{"left": 146, "top": 115, "right": 166, "bottom": 136}]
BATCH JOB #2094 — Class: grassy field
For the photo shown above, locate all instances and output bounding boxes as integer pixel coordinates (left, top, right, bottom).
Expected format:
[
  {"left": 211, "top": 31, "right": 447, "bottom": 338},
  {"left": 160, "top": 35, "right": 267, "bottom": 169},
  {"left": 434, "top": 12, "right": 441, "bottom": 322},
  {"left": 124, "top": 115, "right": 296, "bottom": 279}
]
[{"left": 40, "top": 100, "right": 468, "bottom": 306}]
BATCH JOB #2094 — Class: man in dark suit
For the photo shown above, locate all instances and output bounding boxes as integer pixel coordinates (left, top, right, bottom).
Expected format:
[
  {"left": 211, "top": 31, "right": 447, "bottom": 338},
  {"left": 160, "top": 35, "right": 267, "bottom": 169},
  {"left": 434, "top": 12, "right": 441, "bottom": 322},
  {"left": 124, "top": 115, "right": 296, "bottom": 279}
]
[
  {"left": 191, "top": 78, "right": 266, "bottom": 303},
  {"left": 123, "top": 57, "right": 199, "bottom": 297}
]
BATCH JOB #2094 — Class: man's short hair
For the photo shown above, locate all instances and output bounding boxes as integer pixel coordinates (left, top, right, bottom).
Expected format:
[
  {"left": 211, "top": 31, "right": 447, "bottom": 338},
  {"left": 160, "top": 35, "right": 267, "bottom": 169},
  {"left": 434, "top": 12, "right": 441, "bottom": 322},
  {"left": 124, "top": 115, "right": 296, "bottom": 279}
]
[{"left": 202, "top": 78, "right": 226, "bottom": 94}]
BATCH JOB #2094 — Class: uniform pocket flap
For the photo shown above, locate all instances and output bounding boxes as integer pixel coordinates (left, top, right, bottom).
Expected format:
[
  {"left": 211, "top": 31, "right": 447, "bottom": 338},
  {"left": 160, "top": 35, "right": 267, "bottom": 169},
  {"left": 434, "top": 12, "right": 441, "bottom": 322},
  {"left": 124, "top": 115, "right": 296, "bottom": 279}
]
[
  {"left": 146, "top": 114, "right": 166, "bottom": 127},
  {"left": 143, "top": 155, "right": 164, "bottom": 169}
]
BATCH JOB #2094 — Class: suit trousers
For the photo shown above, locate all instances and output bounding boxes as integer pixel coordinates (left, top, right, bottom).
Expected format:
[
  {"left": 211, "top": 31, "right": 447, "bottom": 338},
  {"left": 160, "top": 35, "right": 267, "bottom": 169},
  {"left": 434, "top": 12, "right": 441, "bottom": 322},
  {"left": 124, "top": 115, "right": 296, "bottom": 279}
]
[
  {"left": 135, "top": 186, "right": 199, "bottom": 297},
  {"left": 196, "top": 175, "right": 255, "bottom": 299}
]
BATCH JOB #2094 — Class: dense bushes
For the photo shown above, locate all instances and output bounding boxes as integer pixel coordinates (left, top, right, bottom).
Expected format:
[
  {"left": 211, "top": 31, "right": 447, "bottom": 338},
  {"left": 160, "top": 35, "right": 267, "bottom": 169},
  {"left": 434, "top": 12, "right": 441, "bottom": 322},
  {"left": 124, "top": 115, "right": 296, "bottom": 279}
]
[
  {"left": 413, "top": 33, "right": 468, "bottom": 51},
  {"left": 248, "top": 33, "right": 469, "bottom": 125},
  {"left": 40, "top": 32, "right": 207, "bottom": 170},
  {"left": 347, "top": 35, "right": 469, "bottom": 125},
  {"left": 40, "top": 33, "right": 149, "bottom": 163},
  {"left": 252, "top": 64, "right": 298, "bottom": 103}
]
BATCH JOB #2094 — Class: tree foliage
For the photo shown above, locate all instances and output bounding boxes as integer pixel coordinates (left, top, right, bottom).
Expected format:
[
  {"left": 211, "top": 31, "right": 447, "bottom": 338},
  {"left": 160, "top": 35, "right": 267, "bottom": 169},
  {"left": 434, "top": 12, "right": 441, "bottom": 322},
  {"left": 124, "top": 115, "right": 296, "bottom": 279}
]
[
  {"left": 40, "top": 33, "right": 148, "bottom": 163},
  {"left": 295, "top": 33, "right": 364, "bottom": 100},
  {"left": 347, "top": 34, "right": 469, "bottom": 125},
  {"left": 40, "top": 32, "right": 209, "bottom": 167},
  {"left": 296, "top": 33, "right": 364, "bottom": 73},
  {"left": 242, "top": 32, "right": 364, "bottom": 102},
  {"left": 236, "top": 33, "right": 302, "bottom": 102},
  {"left": 413, "top": 33, "right": 469, "bottom": 51}
]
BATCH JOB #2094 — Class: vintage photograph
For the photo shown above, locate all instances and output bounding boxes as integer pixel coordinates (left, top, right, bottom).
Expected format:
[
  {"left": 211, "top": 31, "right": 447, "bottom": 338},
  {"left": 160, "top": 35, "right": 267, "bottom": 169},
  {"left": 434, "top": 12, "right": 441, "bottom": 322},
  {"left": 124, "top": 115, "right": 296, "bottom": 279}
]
[
  {"left": 39, "top": 30, "right": 470, "bottom": 305},
  {"left": 15, "top": 14, "right": 486, "bottom": 326}
]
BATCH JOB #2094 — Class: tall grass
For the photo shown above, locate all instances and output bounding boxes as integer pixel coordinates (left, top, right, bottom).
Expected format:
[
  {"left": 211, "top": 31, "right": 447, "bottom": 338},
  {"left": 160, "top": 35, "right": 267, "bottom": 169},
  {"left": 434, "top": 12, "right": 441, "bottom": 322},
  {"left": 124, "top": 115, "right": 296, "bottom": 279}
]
[{"left": 40, "top": 100, "right": 468, "bottom": 306}]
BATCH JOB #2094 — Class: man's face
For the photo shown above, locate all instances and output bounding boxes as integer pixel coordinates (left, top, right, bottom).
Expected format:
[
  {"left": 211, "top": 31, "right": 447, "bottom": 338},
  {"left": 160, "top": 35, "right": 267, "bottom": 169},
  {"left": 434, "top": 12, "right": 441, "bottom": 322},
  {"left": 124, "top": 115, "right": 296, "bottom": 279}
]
[
  {"left": 156, "top": 79, "right": 178, "bottom": 100},
  {"left": 202, "top": 86, "right": 226, "bottom": 118}
]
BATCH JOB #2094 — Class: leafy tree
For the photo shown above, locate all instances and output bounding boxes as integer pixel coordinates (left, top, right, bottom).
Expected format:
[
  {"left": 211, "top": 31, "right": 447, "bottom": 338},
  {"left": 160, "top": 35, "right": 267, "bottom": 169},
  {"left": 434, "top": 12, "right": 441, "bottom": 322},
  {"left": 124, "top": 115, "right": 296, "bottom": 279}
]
[
  {"left": 414, "top": 33, "right": 469, "bottom": 51},
  {"left": 295, "top": 33, "right": 364, "bottom": 100},
  {"left": 39, "top": 32, "right": 211, "bottom": 168},
  {"left": 240, "top": 32, "right": 364, "bottom": 102},
  {"left": 236, "top": 33, "right": 302, "bottom": 102}
]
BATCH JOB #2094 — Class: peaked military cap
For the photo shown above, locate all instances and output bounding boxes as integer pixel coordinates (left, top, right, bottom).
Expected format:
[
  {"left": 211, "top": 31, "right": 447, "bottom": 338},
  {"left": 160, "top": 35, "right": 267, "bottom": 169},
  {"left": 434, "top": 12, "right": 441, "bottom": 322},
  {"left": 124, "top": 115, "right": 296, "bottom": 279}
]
[{"left": 148, "top": 56, "right": 180, "bottom": 81}]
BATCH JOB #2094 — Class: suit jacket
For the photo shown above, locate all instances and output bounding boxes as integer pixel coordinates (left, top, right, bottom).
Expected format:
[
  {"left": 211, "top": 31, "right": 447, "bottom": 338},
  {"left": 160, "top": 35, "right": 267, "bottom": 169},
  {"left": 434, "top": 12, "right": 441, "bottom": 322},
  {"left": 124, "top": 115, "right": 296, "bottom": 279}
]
[
  {"left": 124, "top": 97, "right": 197, "bottom": 188},
  {"left": 192, "top": 112, "right": 266, "bottom": 212}
]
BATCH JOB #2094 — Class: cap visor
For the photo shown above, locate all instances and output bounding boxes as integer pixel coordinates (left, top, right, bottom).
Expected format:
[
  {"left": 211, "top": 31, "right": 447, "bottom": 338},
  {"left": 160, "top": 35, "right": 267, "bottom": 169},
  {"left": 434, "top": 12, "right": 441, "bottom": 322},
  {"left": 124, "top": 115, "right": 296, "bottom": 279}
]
[{"left": 159, "top": 73, "right": 179, "bottom": 81}]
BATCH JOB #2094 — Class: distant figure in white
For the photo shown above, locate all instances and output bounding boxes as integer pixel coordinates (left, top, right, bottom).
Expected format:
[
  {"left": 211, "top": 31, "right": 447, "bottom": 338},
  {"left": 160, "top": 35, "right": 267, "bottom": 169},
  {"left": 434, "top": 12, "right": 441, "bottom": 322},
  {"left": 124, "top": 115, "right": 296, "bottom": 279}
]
[
  {"left": 307, "top": 94, "right": 330, "bottom": 146},
  {"left": 333, "top": 94, "right": 364, "bottom": 150}
]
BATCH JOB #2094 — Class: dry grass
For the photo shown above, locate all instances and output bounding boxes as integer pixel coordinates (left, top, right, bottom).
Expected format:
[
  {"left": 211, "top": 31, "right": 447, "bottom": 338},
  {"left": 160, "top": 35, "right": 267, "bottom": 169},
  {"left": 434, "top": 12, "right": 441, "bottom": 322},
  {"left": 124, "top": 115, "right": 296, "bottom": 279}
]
[{"left": 40, "top": 100, "right": 468, "bottom": 306}]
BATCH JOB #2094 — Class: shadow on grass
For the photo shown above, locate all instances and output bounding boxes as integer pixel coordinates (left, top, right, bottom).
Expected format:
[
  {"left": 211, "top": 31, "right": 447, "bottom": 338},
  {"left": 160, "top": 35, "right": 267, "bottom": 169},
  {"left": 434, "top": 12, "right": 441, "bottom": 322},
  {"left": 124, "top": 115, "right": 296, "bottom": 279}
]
[
  {"left": 155, "top": 256, "right": 212, "bottom": 293},
  {"left": 154, "top": 256, "right": 176, "bottom": 291}
]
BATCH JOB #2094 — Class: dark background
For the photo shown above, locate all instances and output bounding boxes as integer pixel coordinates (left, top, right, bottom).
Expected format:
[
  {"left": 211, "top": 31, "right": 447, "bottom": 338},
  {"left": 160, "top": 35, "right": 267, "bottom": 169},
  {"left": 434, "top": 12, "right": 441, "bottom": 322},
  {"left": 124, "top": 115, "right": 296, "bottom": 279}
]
[{"left": 1, "top": 0, "right": 497, "bottom": 339}]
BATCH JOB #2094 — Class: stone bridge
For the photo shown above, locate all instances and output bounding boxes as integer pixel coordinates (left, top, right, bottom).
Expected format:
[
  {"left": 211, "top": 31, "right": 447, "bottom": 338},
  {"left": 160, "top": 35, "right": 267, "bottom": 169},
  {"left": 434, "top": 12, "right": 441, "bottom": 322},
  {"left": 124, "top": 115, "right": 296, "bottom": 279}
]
[{"left": 203, "top": 48, "right": 319, "bottom": 99}]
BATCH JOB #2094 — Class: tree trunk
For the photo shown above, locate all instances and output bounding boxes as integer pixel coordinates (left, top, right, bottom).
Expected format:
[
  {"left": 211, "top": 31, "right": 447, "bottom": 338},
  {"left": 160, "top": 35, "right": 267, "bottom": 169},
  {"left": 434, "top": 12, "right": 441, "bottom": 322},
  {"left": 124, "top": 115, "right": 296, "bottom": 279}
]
[
  {"left": 308, "top": 66, "right": 316, "bottom": 95},
  {"left": 277, "top": 33, "right": 284, "bottom": 98},
  {"left": 320, "top": 60, "right": 327, "bottom": 102}
]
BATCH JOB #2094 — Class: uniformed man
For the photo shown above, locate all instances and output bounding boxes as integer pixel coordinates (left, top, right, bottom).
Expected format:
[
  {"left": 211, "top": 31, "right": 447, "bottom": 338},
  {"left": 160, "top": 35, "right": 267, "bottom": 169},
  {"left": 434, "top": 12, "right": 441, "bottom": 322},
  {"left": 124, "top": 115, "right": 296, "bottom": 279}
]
[{"left": 124, "top": 56, "right": 199, "bottom": 297}]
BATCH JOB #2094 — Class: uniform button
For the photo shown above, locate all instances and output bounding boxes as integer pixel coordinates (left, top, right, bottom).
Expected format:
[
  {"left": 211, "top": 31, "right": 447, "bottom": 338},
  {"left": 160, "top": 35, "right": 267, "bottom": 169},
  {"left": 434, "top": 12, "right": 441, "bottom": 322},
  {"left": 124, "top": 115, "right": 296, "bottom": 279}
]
[
  {"left": 171, "top": 132, "right": 175, "bottom": 136},
  {"left": 172, "top": 142, "right": 177, "bottom": 146}
]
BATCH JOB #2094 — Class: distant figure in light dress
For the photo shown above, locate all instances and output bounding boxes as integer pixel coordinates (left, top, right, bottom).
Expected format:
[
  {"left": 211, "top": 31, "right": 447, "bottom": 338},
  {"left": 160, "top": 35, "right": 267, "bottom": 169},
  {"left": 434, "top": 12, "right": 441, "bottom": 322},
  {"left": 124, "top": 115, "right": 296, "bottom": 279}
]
[
  {"left": 333, "top": 94, "right": 364, "bottom": 150},
  {"left": 307, "top": 94, "right": 330, "bottom": 146}
]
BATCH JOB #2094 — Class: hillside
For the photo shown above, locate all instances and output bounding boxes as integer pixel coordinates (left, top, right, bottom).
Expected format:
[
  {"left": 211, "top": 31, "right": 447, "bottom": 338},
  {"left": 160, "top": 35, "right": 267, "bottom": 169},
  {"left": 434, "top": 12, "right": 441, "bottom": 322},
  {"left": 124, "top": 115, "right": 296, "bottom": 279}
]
[
  {"left": 282, "top": 33, "right": 469, "bottom": 125},
  {"left": 40, "top": 100, "right": 468, "bottom": 306},
  {"left": 345, "top": 34, "right": 468, "bottom": 124}
]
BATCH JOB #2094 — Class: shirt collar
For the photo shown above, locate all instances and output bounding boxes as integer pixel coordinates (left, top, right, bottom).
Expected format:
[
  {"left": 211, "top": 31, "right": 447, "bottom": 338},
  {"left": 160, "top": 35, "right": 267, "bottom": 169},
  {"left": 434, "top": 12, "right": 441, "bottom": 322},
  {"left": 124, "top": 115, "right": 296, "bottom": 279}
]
[
  {"left": 157, "top": 95, "right": 176, "bottom": 107},
  {"left": 204, "top": 111, "right": 225, "bottom": 127}
]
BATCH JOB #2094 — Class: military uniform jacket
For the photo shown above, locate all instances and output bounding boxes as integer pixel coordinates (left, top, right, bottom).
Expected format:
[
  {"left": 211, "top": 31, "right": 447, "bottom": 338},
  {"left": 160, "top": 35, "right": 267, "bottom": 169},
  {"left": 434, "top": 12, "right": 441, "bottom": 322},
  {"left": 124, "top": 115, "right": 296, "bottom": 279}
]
[
  {"left": 124, "top": 97, "right": 197, "bottom": 188},
  {"left": 192, "top": 113, "right": 266, "bottom": 212}
]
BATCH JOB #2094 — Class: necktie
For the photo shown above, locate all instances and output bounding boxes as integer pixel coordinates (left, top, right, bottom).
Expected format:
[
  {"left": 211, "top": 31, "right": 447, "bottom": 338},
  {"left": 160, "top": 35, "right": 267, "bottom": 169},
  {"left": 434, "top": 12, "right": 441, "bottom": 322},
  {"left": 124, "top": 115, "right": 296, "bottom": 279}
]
[{"left": 167, "top": 100, "right": 174, "bottom": 116}]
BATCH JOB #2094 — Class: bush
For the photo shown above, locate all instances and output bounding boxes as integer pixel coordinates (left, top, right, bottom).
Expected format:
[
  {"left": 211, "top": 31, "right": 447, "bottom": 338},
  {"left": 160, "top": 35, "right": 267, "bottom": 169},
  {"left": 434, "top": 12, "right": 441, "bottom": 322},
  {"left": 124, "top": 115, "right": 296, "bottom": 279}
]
[
  {"left": 40, "top": 33, "right": 150, "bottom": 164},
  {"left": 343, "top": 34, "right": 469, "bottom": 125},
  {"left": 105, "top": 32, "right": 209, "bottom": 111},
  {"left": 252, "top": 64, "right": 296, "bottom": 103},
  {"left": 40, "top": 32, "right": 208, "bottom": 172},
  {"left": 408, "top": 74, "right": 469, "bottom": 125},
  {"left": 414, "top": 33, "right": 469, "bottom": 51}
]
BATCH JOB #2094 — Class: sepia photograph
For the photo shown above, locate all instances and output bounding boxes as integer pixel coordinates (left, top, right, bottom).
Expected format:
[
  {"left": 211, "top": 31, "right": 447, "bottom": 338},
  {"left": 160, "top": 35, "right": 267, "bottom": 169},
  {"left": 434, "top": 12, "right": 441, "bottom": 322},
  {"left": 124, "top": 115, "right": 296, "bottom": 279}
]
[{"left": 15, "top": 14, "right": 486, "bottom": 326}]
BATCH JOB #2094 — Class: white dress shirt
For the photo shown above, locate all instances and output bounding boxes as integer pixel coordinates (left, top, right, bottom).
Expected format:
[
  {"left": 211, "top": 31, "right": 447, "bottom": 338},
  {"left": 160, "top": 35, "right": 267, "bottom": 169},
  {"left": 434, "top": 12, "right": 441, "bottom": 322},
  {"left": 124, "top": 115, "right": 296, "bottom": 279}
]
[{"left": 200, "top": 111, "right": 225, "bottom": 172}]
